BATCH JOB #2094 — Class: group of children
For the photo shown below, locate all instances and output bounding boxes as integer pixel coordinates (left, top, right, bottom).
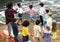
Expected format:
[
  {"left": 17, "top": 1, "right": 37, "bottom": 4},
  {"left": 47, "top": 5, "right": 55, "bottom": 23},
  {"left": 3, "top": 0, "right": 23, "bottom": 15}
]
[{"left": 5, "top": 2, "right": 57, "bottom": 42}]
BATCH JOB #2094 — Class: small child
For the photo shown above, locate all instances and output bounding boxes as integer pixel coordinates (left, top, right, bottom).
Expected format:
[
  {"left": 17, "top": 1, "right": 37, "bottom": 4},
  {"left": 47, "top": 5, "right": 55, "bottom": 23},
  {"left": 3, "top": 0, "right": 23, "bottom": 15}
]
[
  {"left": 47, "top": 13, "right": 52, "bottom": 30},
  {"left": 17, "top": 3, "right": 23, "bottom": 25},
  {"left": 11, "top": 18, "right": 18, "bottom": 42},
  {"left": 43, "top": 9, "right": 49, "bottom": 28},
  {"left": 21, "top": 20, "right": 30, "bottom": 42},
  {"left": 51, "top": 20, "right": 57, "bottom": 42},
  {"left": 42, "top": 26, "right": 51, "bottom": 42},
  {"left": 33, "top": 20, "right": 41, "bottom": 42},
  {"left": 29, "top": 5, "right": 35, "bottom": 22},
  {"left": 39, "top": 3, "right": 45, "bottom": 25}
]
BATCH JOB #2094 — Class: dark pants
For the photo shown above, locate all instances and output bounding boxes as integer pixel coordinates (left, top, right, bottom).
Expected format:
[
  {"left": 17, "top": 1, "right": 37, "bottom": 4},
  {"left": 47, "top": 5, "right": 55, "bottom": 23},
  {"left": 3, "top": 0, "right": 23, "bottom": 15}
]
[
  {"left": 14, "top": 35, "right": 18, "bottom": 42},
  {"left": 40, "top": 16, "right": 43, "bottom": 25},
  {"left": 23, "top": 36, "right": 29, "bottom": 42}
]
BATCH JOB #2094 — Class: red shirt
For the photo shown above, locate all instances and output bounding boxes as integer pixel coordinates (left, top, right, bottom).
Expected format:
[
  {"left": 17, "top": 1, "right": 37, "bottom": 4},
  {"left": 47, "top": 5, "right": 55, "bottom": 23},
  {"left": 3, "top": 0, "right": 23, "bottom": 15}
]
[{"left": 5, "top": 8, "right": 17, "bottom": 24}]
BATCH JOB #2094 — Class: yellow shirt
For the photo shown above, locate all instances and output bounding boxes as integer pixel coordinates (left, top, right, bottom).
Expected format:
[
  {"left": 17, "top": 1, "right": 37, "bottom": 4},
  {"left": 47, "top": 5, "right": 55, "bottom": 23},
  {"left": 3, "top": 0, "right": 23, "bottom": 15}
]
[
  {"left": 22, "top": 26, "right": 30, "bottom": 36},
  {"left": 51, "top": 32, "right": 57, "bottom": 39}
]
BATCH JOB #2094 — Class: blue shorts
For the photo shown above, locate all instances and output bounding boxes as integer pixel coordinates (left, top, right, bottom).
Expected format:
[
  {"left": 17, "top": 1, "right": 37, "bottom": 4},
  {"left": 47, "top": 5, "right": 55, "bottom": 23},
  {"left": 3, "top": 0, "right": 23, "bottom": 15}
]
[{"left": 18, "top": 13, "right": 22, "bottom": 17}]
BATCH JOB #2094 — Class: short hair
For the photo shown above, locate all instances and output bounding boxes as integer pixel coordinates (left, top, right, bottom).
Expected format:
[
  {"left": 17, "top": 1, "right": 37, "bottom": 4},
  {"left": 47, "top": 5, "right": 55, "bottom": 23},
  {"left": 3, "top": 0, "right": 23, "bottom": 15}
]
[
  {"left": 22, "top": 20, "right": 29, "bottom": 27},
  {"left": 46, "top": 9, "right": 49, "bottom": 13},
  {"left": 46, "top": 26, "right": 50, "bottom": 30},
  {"left": 12, "top": 18, "right": 17, "bottom": 23},
  {"left": 52, "top": 20, "right": 57, "bottom": 32},
  {"left": 6, "top": 2, "right": 13, "bottom": 9},
  {"left": 17, "top": 3, "right": 21, "bottom": 7},
  {"left": 39, "top": 3, "right": 44, "bottom": 7},
  {"left": 29, "top": 5, "right": 33, "bottom": 9},
  {"left": 35, "top": 20, "right": 40, "bottom": 25}
]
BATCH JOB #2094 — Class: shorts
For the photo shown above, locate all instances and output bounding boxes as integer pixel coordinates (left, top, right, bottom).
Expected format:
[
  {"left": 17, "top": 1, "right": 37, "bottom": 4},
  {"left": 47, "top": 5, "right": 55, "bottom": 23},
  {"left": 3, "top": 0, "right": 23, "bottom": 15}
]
[{"left": 18, "top": 13, "right": 22, "bottom": 18}]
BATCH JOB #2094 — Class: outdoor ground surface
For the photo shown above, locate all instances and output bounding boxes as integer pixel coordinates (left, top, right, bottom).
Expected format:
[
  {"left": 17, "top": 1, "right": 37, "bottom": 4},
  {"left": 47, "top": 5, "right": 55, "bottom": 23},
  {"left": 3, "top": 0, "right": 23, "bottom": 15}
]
[{"left": 0, "top": 22, "right": 60, "bottom": 42}]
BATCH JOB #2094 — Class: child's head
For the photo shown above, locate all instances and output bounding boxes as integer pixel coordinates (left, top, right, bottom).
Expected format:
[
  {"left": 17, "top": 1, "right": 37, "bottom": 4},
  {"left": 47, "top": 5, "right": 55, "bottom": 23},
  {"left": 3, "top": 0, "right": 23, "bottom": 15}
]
[
  {"left": 46, "top": 25, "right": 50, "bottom": 31},
  {"left": 48, "top": 13, "right": 52, "bottom": 17},
  {"left": 12, "top": 18, "right": 17, "bottom": 23},
  {"left": 52, "top": 20, "right": 57, "bottom": 32},
  {"left": 22, "top": 20, "right": 29, "bottom": 27},
  {"left": 39, "top": 3, "right": 44, "bottom": 7},
  {"left": 29, "top": 5, "right": 33, "bottom": 9},
  {"left": 6, "top": 2, "right": 13, "bottom": 9},
  {"left": 17, "top": 3, "right": 21, "bottom": 7},
  {"left": 46, "top": 9, "right": 49, "bottom": 13},
  {"left": 35, "top": 20, "right": 40, "bottom": 25}
]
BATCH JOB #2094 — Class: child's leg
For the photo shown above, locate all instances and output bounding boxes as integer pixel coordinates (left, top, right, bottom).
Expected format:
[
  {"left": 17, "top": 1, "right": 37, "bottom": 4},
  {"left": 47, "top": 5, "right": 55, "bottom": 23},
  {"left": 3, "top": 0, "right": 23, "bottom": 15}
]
[
  {"left": 14, "top": 35, "right": 18, "bottom": 42},
  {"left": 7, "top": 23, "right": 11, "bottom": 37},
  {"left": 20, "top": 17, "right": 23, "bottom": 23},
  {"left": 40, "top": 16, "right": 43, "bottom": 25},
  {"left": 30, "top": 16, "right": 34, "bottom": 22},
  {"left": 23, "top": 36, "right": 28, "bottom": 42},
  {"left": 43, "top": 20, "right": 47, "bottom": 28}
]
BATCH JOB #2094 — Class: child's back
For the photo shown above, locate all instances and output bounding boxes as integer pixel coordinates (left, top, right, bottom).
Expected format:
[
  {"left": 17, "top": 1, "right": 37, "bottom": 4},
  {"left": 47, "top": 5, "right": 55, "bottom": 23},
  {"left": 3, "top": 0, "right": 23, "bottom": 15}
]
[
  {"left": 34, "top": 25, "right": 41, "bottom": 37},
  {"left": 42, "top": 26, "right": 51, "bottom": 42}
]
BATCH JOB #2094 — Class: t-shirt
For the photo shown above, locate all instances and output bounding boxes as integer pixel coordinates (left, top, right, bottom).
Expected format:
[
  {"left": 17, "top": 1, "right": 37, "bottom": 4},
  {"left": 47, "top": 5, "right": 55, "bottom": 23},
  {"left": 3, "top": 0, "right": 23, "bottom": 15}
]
[
  {"left": 47, "top": 17, "right": 52, "bottom": 29},
  {"left": 34, "top": 25, "right": 41, "bottom": 37},
  {"left": 17, "top": 7, "right": 23, "bottom": 14},
  {"left": 51, "top": 32, "right": 57, "bottom": 39},
  {"left": 5, "top": 9, "right": 17, "bottom": 24},
  {"left": 22, "top": 26, "right": 30, "bottom": 36},
  {"left": 44, "top": 14, "right": 48, "bottom": 21},
  {"left": 29, "top": 9, "right": 35, "bottom": 16},
  {"left": 39, "top": 7, "right": 45, "bottom": 17}
]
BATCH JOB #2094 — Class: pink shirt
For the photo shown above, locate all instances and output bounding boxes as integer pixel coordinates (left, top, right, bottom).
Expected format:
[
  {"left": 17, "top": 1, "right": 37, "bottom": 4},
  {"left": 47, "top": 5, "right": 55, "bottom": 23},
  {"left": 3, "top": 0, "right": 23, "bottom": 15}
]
[{"left": 29, "top": 9, "right": 35, "bottom": 16}]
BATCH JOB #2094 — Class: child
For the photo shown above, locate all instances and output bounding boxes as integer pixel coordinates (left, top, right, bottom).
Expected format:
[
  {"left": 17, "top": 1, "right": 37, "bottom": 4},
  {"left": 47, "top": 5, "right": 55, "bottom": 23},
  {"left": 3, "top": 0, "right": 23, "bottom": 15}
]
[
  {"left": 42, "top": 26, "right": 51, "bottom": 42},
  {"left": 5, "top": 2, "right": 17, "bottom": 38},
  {"left": 33, "top": 20, "right": 41, "bottom": 42},
  {"left": 21, "top": 20, "right": 30, "bottom": 42},
  {"left": 47, "top": 13, "right": 52, "bottom": 30},
  {"left": 29, "top": 5, "right": 35, "bottom": 22},
  {"left": 17, "top": 3, "right": 23, "bottom": 25},
  {"left": 11, "top": 18, "right": 18, "bottom": 42},
  {"left": 51, "top": 20, "right": 57, "bottom": 42},
  {"left": 43, "top": 9, "right": 49, "bottom": 28},
  {"left": 39, "top": 3, "right": 45, "bottom": 25}
]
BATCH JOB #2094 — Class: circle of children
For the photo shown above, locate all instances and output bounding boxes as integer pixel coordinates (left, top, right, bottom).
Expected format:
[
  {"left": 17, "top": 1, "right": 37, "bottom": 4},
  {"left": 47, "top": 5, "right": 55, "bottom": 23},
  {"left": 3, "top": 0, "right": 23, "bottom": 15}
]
[{"left": 5, "top": 2, "right": 57, "bottom": 42}]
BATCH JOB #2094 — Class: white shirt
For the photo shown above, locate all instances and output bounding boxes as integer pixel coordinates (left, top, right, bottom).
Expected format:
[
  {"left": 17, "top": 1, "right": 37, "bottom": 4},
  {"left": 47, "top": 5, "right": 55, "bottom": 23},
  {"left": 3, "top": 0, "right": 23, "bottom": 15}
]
[
  {"left": 47, "top": 17, "right": 52, "bottom": 30},
  {"left": 17, "top": 7, "right": 23, "bottom": 14},
  {"left": 39, "top": 7, "right": 45, "bottom": 16},
  {"left": 44, "top": 29, "right": 51, "bottom": 33},
  {"left": 34, "top": 25, "right": 41, "bottom": 37}
]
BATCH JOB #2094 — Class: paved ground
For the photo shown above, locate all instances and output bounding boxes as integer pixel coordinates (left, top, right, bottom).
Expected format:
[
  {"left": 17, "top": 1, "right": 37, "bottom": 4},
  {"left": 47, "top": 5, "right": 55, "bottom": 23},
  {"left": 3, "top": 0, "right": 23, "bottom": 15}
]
[{"left": 0, "top": 23, "right": 60, "bottom": 42}]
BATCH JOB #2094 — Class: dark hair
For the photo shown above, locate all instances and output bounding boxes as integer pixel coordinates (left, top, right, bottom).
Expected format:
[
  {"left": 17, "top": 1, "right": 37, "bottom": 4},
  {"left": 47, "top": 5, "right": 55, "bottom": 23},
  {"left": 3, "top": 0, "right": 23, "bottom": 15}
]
[
  {"left": 22, "top": 20, "right": 29, "bottom": 27},
  {"left": 52, "top": 20, "right": 57, "bottom": 32},
  {"left": 6, "top": 2, "right": 13, "bottom": 9},
  {"left": 35, "top": 20, "right": 40, "bottom": 25},
  {"left": 39, "top": 3, "right": 44, "bottom": 7},
  {"left": 17, "top": 3, "right": 21, "bottom": 7},
  {"left": 29, "top": 5, "right": 33, "bottom": 9},
  {"left": 12, "top": 18, "right": 17, "bottom": 23},
  {"left": 46, "top": 9, "right": 49, "bottom": 13}
]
